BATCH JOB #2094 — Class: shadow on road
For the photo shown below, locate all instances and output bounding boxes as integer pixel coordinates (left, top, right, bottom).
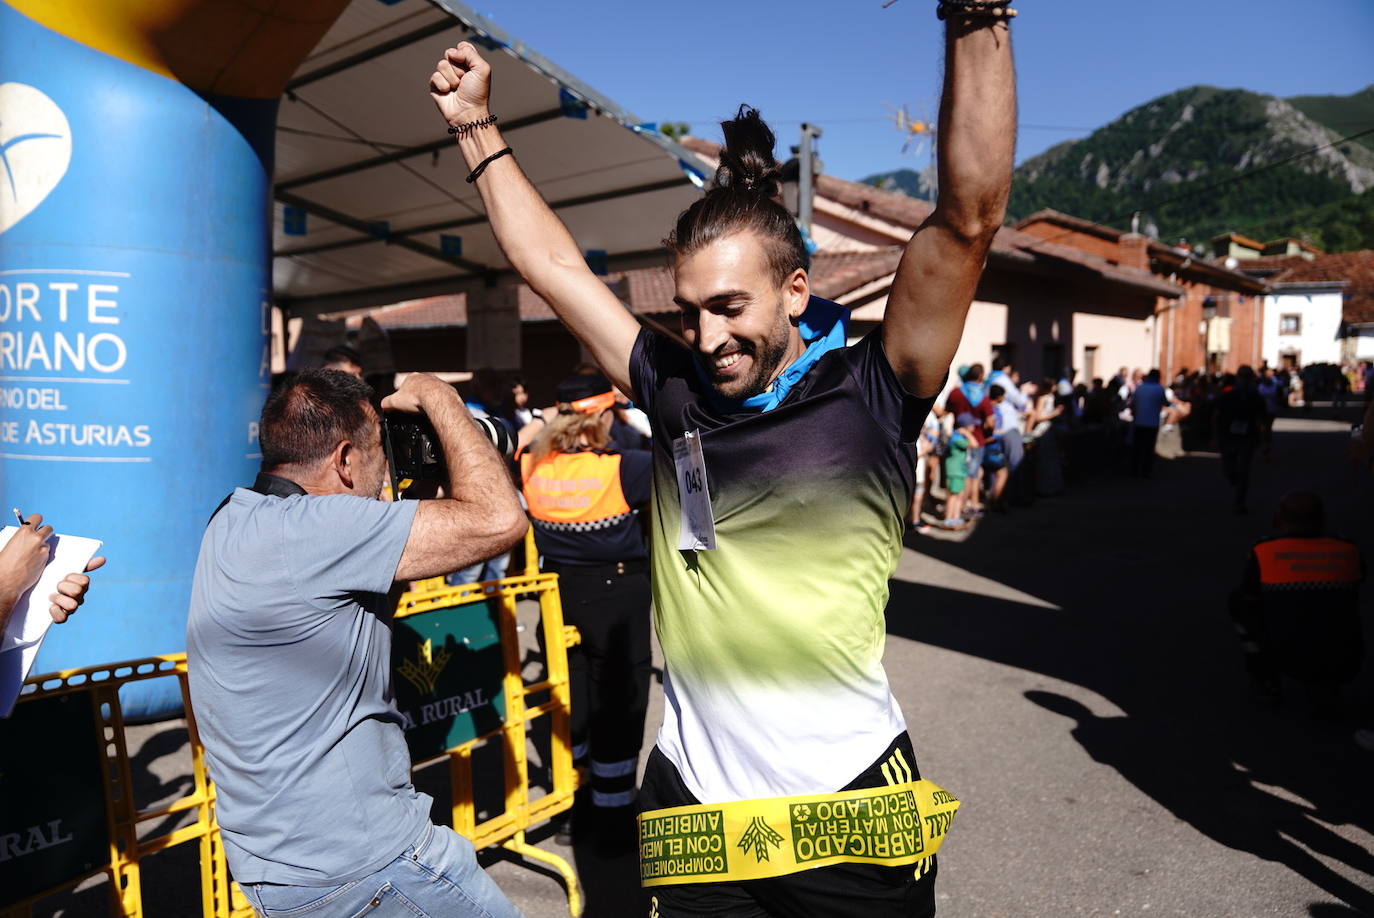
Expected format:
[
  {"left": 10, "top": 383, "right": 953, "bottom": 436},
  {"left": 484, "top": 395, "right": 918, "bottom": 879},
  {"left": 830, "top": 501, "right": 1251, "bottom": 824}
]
[
  {"left": 1026, "top": 690, "right": 1374, "bottom": 914},
  {"left": 888, "top": 422, "right": 1374, "bottom": 911}
]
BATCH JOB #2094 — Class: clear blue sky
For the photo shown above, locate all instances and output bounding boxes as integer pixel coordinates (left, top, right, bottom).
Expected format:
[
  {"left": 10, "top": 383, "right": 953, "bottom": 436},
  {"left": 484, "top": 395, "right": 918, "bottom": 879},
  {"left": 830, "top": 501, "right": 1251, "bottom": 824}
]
[{"left": 474, "top": 0, "right": 1374, "bottom": 180}]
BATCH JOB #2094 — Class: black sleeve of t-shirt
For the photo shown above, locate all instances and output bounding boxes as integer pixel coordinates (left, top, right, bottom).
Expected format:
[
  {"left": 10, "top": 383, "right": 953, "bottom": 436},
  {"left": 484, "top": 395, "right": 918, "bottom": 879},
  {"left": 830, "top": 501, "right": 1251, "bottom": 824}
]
[
  {"left": 844, "top": 329, "right": 940, "bottom": 444},
  {"left": 629, "top": 327, "right": 663, "bottom": 415},
  {"left": 618, "top": 449, "right": 653, "bottom": 507}
]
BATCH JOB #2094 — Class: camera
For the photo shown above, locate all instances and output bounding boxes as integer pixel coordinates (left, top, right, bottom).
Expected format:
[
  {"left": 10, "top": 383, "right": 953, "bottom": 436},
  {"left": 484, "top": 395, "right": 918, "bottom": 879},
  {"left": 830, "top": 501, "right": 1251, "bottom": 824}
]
[{"left": 383, "top": 412, "right": 516, "bottom": 499}]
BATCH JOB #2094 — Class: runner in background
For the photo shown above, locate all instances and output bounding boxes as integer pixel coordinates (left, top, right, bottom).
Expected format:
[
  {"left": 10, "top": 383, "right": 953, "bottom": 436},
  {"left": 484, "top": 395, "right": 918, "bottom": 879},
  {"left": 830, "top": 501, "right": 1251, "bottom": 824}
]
[{"left": 1213, "top": 367, "right": 1266, "bottom": 514}]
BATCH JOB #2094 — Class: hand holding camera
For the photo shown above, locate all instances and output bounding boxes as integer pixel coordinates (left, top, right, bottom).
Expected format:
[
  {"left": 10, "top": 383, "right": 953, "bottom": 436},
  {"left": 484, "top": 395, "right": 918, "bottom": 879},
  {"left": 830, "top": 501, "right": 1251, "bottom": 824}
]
[{"left": 381, "top": 374, "right": 515, "bottom": 499}]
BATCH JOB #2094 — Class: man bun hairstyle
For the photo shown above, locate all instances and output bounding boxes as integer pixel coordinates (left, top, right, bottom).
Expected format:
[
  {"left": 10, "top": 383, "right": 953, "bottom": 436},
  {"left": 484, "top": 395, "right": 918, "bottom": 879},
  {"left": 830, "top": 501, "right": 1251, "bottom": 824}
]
[
  {"left": 665, "top": 105, "right": 809, "bottom": 286},
  {"left": 716, "top": 106, "right": 785, "bottom": 197},
  {"left": 259, "top": 369, "right": 376, "bottom": 470}
]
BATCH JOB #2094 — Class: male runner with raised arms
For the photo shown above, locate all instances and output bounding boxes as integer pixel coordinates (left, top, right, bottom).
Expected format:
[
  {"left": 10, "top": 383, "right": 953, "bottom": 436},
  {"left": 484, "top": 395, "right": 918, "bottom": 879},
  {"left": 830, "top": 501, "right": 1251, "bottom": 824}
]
[{"left": 428, "top": 3, "right": 1015, "bottom": 913}]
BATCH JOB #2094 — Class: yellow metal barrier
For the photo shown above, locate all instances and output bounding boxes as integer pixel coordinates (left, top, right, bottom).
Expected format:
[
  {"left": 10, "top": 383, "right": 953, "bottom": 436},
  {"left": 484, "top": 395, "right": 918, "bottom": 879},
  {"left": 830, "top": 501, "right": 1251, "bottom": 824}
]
[
  {"left": 0, "top": 655, "right": 243, "bottom": 918},
  {"left": 394, "top": 527, "right": 583, "bottom": 913},
  {"left": 1, "top": 532, "right": 583, "bottom": 917}
]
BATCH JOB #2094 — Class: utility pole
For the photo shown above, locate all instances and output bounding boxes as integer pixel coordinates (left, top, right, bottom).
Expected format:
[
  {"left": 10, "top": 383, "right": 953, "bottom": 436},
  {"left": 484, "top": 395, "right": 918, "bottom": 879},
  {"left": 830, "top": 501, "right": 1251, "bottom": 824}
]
[{"left": 798, "top": 122, "right": 823, "bottom": 237}]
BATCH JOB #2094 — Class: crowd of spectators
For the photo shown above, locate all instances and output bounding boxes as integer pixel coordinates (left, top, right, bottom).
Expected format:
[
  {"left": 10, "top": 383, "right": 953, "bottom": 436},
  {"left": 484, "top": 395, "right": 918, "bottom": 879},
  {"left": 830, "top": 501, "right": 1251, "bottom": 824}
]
[{"left": 910, "top": 357, "right": 1374, "bottom": 531}]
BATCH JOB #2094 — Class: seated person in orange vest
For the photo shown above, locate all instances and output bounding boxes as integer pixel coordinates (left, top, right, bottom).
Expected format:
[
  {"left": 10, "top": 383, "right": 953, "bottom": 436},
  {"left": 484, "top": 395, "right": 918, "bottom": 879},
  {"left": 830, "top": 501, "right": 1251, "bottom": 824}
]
[
  {"left": 520, "top": 373, "right": 652, "bottom": 852},
  {"left": 1229, "top": 491, "right": 1364, "bottom": 713}
]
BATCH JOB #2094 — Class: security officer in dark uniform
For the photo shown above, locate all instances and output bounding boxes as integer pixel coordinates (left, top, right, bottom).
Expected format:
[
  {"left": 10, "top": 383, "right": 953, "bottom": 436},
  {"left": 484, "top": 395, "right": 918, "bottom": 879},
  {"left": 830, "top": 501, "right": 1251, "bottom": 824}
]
[
  {"left": 521, "top": 374, "right": 652, "bottom": 851},
  {"left": 1229, "top": 491, "right": 1364, "bottom": 712}
]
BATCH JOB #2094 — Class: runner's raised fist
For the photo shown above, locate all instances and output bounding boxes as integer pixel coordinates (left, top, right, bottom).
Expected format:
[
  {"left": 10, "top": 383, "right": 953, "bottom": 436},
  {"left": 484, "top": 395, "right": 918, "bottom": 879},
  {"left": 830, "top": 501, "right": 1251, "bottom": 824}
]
[{"left": 430, "top": 43, "right": 492, "bottom": 126}]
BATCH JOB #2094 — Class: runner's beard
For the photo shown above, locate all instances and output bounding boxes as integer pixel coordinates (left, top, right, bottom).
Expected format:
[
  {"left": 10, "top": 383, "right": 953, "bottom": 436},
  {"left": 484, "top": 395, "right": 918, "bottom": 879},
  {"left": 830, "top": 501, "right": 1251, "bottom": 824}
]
[{"left": 702, "top": 305, "right": 795, "bottom": 401}]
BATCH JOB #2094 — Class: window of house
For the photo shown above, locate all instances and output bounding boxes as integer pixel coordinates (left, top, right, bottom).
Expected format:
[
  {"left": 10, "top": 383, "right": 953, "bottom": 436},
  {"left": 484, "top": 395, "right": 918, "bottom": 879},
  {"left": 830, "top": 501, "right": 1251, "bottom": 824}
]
[
  {"left": 1279, "top": 314, "right": 1301, "bottom": 335},
  {"left": 991, "top": 343, "right": 1016, "bottom": 371}
]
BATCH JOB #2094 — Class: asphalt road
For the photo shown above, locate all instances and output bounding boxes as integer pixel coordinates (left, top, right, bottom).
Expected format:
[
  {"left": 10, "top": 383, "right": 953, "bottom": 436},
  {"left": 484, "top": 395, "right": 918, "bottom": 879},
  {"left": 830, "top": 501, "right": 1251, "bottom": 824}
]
[
  {"left": 490, "top": 411, "right": 1374, "bottom": 918},
  {"left": 880, "top": 414, "right": 1374, "bottom": 918},
  {"left": 29, "top": 411, "right": 1373, "bottom": 918}
]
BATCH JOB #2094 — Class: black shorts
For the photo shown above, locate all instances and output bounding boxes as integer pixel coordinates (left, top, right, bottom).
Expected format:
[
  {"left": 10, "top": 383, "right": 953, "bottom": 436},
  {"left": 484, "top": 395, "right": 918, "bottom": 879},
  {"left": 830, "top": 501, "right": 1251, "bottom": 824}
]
[{"left": 637, "top": 734, "right": 938, "bottom": 918}]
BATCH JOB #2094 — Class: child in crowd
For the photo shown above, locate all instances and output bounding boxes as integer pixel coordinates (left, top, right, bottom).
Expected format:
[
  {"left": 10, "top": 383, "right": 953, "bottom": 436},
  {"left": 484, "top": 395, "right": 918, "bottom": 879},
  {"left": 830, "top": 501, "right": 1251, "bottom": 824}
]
[{"left": 942, "top": 413, "right": 979, "bottom": 530}]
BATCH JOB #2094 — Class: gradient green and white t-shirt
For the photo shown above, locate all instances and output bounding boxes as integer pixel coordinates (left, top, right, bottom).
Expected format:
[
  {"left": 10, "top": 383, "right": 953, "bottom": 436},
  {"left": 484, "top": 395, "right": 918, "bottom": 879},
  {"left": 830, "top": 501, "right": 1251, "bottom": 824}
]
[{"left": 629, "top": 312, "right": 936, "bottom": 804}]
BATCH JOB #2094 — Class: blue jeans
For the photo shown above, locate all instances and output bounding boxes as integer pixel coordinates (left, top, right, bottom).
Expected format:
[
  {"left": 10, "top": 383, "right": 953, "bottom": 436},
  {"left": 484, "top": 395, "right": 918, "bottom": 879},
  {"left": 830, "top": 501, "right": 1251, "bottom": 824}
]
[
  {"left": 240, "top": 823, "right": 524, "bottom": 918},
  {"left": 447, "top": 553, "right": 510, "bottom": 586}
]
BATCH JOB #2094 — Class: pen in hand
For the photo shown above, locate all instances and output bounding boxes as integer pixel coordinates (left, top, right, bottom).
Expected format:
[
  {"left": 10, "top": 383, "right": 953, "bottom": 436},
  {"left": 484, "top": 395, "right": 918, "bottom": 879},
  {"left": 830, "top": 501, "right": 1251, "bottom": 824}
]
[{"left": 12, "top": 508, "right": 26, "bottom": 527}]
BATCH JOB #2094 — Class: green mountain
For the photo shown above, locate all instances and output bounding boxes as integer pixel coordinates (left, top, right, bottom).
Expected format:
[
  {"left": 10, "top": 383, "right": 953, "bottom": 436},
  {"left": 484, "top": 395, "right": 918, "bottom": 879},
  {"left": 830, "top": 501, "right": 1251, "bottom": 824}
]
[
  {"left": 1234, "top": 185, "right": 1374, "bottom": 253},
  {"left": 1004, "top": 85, "right": 1374, "bottom": 248},
  {"left": 854, "top": 85, "right": 1374, "bottom": 252},
  {"left": 861, "top": 166, "right": 935, "bottom": 201},
  {"left": 1005, "top": 85, "right": 1374, "bottom": 247},
  {"left": 1287, "top": 85, "right": 1374, "bottom": 154}
]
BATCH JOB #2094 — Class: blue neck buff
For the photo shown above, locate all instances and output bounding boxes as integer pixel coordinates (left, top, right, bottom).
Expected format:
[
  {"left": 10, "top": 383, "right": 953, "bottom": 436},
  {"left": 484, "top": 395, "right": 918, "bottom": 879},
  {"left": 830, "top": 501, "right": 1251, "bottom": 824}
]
[
  {"left": 960, "top": 381, "right": 985, "bottom": 407},
  {"left": 694, "top": 295, "right": 849, "bottom": 414}
]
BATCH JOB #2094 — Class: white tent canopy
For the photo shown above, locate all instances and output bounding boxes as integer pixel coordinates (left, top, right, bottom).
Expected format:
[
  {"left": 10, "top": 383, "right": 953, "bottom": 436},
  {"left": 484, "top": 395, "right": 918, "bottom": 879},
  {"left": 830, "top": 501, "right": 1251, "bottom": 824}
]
[{"left": 272, "top": 0, "right": 712, "bottom": 316}]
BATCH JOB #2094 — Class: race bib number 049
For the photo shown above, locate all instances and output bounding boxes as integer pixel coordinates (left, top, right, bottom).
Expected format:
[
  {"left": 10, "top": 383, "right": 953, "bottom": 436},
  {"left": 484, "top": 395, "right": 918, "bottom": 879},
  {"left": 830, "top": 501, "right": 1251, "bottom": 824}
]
[{"left": 673, "top": 429, "right": 716, "bottom": 551}]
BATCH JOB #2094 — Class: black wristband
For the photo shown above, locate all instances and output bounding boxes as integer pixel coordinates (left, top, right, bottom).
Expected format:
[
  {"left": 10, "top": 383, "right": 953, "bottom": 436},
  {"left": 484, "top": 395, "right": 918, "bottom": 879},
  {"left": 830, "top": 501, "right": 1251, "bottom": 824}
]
[
  {"left": 466, "top": 147, "right": 513, "bottom": 184},
  {"left": 447, "top": 112, "right": 498, "bottom": 135}
]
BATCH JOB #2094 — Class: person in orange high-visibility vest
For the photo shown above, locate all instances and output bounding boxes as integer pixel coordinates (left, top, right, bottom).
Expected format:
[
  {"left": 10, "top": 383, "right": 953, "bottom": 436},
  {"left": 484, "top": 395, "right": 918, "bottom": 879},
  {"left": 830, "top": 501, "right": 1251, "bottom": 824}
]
[
  {"left": 522, "top": 373, "right": 652, "bottom": 853},
  {"left": 1229, "top": 491, "right": 1364, "bottom": 713}
]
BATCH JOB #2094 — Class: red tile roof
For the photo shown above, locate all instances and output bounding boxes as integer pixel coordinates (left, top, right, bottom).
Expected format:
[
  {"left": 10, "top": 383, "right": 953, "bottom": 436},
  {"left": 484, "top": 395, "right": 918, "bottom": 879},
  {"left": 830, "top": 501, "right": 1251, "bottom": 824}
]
[
  {"left": 1264, "top": 237, "right": 1324, "bottom": 255},
  {"left": 1015, "top": 208, "right": 1127, "bottom": 243},
  {"left": 1266, "top": 250, "right": 1374, "bottom": 324},
  {"left": 815, "top": 174, "right": 934, "bottom": 229},
  {"left": 679, "top": 137, "right": 938, "bottom": 229},
  {"left": 992, "top": 224, "right": 1182, "bottom": 296},
  {"left": 329, "top": 249, "right": 907, "bottom": 330},
  {"left": 683, "top": 141, "right": 1177, "bottom": 296},
  {"left": 1212, "top": 231, "right": 1265, "bottom": 250},
  {"left": 1015, "top": 208, "right": 1265, "bottom": 293}
]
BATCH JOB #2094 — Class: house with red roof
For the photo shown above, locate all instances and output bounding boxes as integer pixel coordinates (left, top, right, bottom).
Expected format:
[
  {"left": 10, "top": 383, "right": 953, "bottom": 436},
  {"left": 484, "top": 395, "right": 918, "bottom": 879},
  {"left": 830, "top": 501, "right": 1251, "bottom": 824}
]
[
  {"left": 1237, "top": 249, "right": 1374, "bottom": 366},
  {"left": 1014, "top": 210, "right": 1268, "bottom": 378}
]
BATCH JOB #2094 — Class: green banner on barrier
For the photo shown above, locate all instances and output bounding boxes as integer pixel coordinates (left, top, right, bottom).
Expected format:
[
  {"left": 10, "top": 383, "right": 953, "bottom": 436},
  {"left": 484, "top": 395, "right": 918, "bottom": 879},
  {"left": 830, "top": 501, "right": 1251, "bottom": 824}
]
[
  {"left": 391, "top": 601, "right": 507, "bottom": 760},
  {"left": 0, "top": 692, "right": 110, "bottom": 905}
]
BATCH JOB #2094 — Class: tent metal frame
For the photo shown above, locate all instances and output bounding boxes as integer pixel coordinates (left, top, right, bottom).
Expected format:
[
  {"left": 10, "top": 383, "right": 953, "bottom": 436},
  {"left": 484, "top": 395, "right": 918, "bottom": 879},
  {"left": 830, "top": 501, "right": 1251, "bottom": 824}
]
[{"left": 274, "top": 0, "right": 712, "bottom": 317}]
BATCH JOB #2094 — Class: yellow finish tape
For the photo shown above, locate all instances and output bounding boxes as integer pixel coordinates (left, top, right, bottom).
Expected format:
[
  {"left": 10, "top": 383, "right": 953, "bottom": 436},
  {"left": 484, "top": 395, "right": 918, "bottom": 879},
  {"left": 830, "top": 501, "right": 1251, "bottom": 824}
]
[{"left": 638, "top": 779, "right": 959, "bottom": 887}]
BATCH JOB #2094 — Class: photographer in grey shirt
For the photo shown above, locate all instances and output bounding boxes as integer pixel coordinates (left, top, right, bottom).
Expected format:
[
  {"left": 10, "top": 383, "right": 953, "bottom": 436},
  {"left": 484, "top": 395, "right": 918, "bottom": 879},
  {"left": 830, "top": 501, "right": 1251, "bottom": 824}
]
[{"left": 187, "top": 369, "right": 527, "bottom": 917}]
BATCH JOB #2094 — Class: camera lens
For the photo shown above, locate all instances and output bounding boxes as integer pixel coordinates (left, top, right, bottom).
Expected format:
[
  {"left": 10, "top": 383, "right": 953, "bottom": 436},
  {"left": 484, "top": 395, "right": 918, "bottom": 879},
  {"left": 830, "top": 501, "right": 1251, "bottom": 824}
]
[{"left": 472, "top": 416, "right": 516, "bottom": 458}]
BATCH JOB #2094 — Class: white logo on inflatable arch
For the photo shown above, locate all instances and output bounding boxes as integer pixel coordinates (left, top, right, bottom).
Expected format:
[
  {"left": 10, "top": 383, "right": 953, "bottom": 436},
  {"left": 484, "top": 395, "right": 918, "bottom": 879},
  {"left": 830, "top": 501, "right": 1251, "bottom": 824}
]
[{"left": 0, "top": 83, "right": 73, "bottom": 235}]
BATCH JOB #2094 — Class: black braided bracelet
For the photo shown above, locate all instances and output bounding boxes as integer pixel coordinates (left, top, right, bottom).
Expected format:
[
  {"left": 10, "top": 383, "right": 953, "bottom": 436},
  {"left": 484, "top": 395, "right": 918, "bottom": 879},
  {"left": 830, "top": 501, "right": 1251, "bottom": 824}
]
[
  {"left": 466, "top": 147, "right": 513, "bottom": 184},
  {"left": 937, "top": 1, "right": 1017, "bottom": 19},
  {"left": 447, "top": 112, "right": 499, "bottom": 135}
]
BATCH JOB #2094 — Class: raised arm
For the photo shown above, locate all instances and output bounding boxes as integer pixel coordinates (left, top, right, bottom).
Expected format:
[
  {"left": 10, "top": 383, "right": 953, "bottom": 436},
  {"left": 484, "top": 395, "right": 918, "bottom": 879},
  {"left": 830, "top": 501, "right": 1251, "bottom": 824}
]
[
  {"left": 385, "top": 375, "right": 528, "bottom": 581},
  {"left": 883, "top": 7, "right": 1016, "bottom": 398},
  {"left": 428, "top": 45, "right": 640, "bottom": 394}
]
